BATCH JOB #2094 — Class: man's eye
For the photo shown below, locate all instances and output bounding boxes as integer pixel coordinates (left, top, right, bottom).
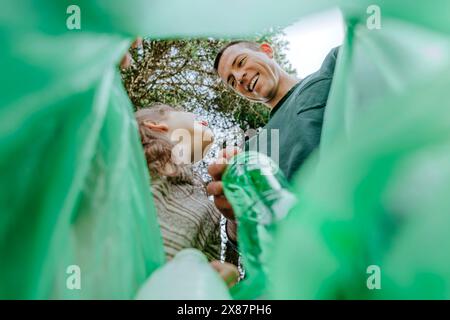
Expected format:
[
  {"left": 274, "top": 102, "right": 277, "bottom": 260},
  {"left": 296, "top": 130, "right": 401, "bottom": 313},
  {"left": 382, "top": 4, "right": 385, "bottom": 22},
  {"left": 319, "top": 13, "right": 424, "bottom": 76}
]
[
  {"left": 239, "top": 57, "right": 246, "bottom": 67},
  {"left": 231, "top": 79, "right": 236, "bottom": 87}
]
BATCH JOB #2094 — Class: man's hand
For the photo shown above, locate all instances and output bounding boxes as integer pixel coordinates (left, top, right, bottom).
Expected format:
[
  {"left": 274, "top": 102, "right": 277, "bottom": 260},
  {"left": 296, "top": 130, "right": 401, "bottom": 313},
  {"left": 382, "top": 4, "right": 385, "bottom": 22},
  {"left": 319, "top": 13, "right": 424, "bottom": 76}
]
[
  {"left": 120, "top": 37, "right": 143, "bottom": 70},
  {"left": 207, "top": 147, "right": 239, "bottom": 221},
  {"left": 210, "top": 261, "right": 240, "bottom": 288}
]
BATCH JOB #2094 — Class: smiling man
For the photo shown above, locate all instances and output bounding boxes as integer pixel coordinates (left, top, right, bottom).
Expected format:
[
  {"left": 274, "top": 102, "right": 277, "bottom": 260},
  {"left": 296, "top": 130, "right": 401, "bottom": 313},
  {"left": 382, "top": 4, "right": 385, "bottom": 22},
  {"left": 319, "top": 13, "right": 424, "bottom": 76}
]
[
  {"left": 207, "top": 41, "right": 339, "bottom": 220},
  {"left": 216, "top": 42, "right": 299, "bottom": 108}
]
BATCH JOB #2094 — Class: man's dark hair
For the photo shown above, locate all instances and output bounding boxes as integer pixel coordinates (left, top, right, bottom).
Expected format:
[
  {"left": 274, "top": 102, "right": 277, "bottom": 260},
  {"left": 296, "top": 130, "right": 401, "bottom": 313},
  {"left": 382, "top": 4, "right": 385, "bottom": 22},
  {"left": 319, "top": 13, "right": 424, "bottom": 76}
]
[{"left": 213, "top": 41, "right": 261, "bottom": 73}]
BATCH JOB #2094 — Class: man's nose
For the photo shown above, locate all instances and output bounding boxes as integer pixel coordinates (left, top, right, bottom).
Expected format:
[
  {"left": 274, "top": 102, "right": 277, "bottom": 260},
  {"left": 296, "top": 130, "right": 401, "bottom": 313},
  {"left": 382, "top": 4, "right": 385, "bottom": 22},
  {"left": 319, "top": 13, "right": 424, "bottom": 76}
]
[{"left": 236, "top": 71, "right": 247, "bottom": 87}]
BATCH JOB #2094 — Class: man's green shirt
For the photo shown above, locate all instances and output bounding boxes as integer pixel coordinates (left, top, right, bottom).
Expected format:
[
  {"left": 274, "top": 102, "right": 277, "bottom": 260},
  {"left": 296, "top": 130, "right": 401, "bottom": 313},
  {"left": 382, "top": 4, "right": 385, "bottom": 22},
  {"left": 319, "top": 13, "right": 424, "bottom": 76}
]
[{"left": 247, "top": 47, "right": 339, "bottom": 181}]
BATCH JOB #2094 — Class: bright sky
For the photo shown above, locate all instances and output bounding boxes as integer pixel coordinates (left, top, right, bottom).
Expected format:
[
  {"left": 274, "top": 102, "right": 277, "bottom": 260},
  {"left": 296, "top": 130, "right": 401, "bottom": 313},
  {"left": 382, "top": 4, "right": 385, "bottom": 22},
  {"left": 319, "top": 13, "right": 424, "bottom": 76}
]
[{"left": 283, "top": 8, "right": 345, "bottom": 78}]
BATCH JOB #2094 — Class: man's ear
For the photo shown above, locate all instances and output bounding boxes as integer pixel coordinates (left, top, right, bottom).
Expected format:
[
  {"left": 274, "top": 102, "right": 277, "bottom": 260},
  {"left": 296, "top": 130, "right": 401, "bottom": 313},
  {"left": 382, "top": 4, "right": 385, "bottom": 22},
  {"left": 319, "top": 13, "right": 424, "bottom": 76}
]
[
  {"left": 143, "top": 120, "right": 169, "bottom": 133},
  {"left": 260, "top": 43, "right": 274, "bottom": 59}
]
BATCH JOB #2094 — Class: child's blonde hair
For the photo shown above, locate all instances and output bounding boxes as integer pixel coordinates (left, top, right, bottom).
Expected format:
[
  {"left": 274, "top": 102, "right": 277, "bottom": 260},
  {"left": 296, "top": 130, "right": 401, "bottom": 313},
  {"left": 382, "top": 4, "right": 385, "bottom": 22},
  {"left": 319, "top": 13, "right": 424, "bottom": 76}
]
[{"left": 135, "top": 103, "right": 182, "bottom": 178}]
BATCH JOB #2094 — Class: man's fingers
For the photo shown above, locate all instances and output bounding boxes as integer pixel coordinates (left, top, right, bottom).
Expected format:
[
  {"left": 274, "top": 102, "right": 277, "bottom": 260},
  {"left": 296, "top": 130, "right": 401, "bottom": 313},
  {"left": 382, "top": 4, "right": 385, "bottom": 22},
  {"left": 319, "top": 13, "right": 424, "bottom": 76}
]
[
  {"left": 207, "top": 163, "right": 228, "bottom": 181},
  {"left": 219, "top": 147, "right": 240, "bottom": 160},
  {"left": 213, "top": 195, "right": 235, "bottom": 220},
  {"left": 214, "top": 195, "right": 233, "bottom": 211},
  {"left": 120, "top": 52, "right": 132, "bottom": 70},
  {"left": 221, "top": 208, "right": 235, "bottom": 221},
  {"left": 207, "top": 148, "right": 240, "bottom": 181},
  {"left": 210, "top": 261, "right": 240, "bottom": 288},
  {"left": 131, "top": 37, "right": 143, "bottom": 48},
  {"left": 206, "top": 188, "right": 235, "bottom": 220},
  {"left": 206, "top": 181, "right": 223, "bottom": 196}
]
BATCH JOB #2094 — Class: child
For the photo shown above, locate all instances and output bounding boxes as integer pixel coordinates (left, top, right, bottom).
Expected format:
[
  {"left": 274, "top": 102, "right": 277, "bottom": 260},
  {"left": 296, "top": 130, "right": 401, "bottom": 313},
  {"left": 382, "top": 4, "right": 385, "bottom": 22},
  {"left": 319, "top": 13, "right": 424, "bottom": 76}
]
[{"left": 135, "top": 103, "right": 226, "bottom": 262}]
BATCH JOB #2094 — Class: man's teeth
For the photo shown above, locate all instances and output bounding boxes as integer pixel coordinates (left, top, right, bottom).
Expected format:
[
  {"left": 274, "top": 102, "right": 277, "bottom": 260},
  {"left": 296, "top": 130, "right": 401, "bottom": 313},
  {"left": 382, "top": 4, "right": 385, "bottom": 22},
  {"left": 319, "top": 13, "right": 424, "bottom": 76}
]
[{"left": 249, "top": 74, "right": 258, "bottom": 91}]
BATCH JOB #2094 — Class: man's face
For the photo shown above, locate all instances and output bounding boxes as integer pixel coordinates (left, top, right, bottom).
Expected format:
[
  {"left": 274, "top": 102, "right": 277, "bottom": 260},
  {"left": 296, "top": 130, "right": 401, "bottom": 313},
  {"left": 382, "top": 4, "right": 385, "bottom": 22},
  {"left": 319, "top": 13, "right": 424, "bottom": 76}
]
[{"left": 217, "top": 44, "right": 280, "bottom": 103}]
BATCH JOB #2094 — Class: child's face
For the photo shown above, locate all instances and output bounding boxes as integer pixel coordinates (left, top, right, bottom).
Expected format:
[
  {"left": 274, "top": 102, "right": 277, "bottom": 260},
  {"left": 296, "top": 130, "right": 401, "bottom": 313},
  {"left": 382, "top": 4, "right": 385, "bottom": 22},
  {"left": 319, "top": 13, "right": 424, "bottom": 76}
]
[{"left": 165, "top": 111, "right": 214, "bottom": 164}]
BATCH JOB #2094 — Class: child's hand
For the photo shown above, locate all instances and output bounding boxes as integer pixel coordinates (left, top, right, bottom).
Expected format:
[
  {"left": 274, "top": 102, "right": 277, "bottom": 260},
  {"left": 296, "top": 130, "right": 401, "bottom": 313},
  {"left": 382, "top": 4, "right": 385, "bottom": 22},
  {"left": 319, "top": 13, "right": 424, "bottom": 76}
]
[{"left": 210, "top": 260, "right": 240, "bottom": 288}]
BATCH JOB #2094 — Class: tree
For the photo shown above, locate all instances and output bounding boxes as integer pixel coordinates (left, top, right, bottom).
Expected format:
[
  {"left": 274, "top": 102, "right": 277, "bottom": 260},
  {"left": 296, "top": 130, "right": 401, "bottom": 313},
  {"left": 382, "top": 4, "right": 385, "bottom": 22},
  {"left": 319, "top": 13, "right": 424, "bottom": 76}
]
[{"left": 121, "top": 31, "right": 296, "bottom": 130}]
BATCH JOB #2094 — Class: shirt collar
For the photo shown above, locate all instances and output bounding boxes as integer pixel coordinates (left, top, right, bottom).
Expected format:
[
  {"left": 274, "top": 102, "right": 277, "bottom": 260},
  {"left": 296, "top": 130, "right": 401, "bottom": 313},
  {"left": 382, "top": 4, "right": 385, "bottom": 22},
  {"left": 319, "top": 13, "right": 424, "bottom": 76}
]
[{"left": 270, "top": 81, "right": 302, "bottom": 118}]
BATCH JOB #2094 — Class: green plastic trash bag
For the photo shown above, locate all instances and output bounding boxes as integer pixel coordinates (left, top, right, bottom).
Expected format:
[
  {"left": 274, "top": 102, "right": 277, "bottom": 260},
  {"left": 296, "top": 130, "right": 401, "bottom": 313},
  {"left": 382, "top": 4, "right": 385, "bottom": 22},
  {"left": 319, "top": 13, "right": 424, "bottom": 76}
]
[
  {"left": 0, "top": 0, "right": 333, "bottom": 300},
  {"left": 271, "top": 56, "right": 450, "bottom": 299},
  {"left": 269, "top": 0, "right": 450, "bottom": 300},
  {"left": 339, "top": 0, "right": 450, "bottom": 36},
  {"left": 136, "top": 249, "right": 231, "bottom": 300},
  {"left": 3, "top": 0, "right": 334, "bottom": 38},
  {"left": 0, "top": 7, "right": 165, "bottom": 296},
  {"left": 0, "top": 62, "right": 165, "bottom": 299},
  {"left": 321, "top": 16, "right": 450, "bottom": 151},
  {"left": 3, "top": 0, "right": 450, "bottom": 300}
]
